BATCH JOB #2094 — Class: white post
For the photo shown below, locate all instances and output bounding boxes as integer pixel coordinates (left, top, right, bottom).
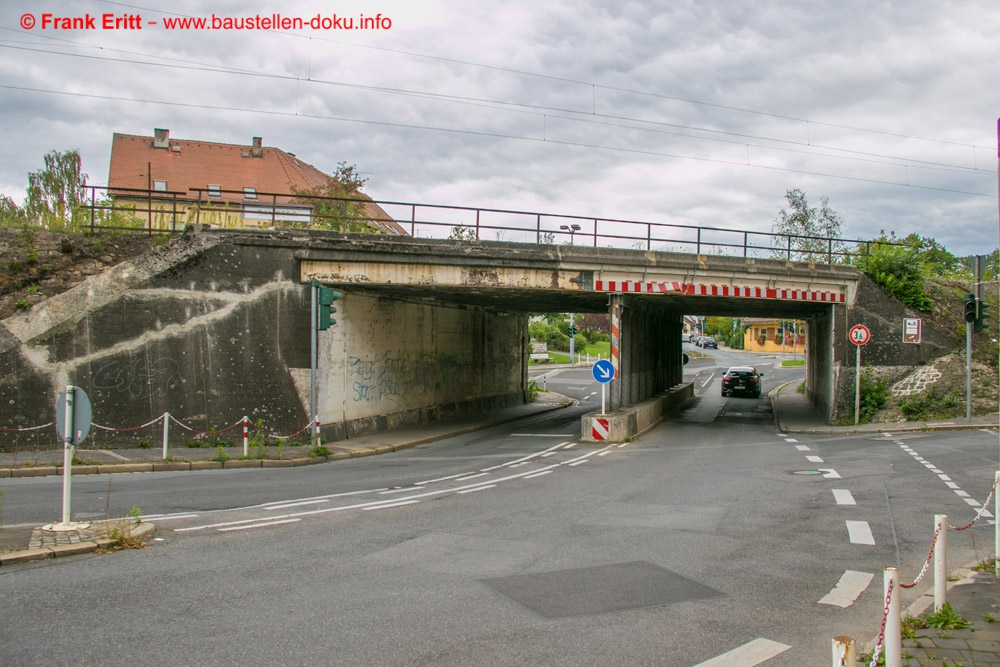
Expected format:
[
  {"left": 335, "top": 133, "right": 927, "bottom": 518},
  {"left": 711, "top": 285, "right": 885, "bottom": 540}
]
[
  {"left": 934, "top": 514, "right": 947, "bottom": 611},
  {"left": 242, "top": 415, "right": 249, "bottom": 457},
  {"left": 61, "top": 385, "right": 74, "bottom": 525},
  {"left": 884, "top": 567, "right": 901, "bottom": 667},
  {"left": 831, "top": 636, "right": 856, "bottom": 667},
  {"left": 854, "top": 345, "right": 862, "bottom": 426},
  {"left": 161, "top": 412, "right": 170, "bottom": 460},
  {"left": 601, "top": 383, "right": 606, "bottom": 416}
]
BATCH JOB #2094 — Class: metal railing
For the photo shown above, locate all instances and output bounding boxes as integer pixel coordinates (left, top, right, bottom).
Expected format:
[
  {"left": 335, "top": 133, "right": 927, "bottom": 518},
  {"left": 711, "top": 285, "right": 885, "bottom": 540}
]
[{"left": 76, "top": 185, "right": 880, "bottom": 264}]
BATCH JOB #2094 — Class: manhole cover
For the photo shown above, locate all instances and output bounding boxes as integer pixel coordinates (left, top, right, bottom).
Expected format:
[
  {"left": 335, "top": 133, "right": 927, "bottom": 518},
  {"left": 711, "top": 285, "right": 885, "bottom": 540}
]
[
  {"left": 483, "top": 561, "right": 724, "bottom": 618},
  {"left": 792, "top": 470, "right": 822, "bottom": 475}
]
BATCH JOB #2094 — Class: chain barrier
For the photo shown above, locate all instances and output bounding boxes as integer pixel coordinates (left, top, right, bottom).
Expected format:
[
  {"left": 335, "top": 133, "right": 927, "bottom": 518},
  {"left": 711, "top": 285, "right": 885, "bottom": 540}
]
[
  {"left": 4, "top": 414, "right": 314, "bottom": 442},
  {"left": 900, "top": 524, "right": 942, "bottom": 589},
  {"left": 0, "top": 422, "right": 54, "bottom": 432},
  {"left": 952, "top": 478, "right": 998, "bottom": 531},
  {"left": 167, "top": 413, "right": 243, "bottom": 436},
  {"left": 868, "top": 579, "right": 894, "bottom": 667}
]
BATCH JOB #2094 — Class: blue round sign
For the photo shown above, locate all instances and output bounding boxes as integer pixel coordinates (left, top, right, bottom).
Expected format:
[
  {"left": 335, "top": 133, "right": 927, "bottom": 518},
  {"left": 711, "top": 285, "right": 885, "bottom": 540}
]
[{"left": 592, "top": 359, "right": 615, "bottom": 384}]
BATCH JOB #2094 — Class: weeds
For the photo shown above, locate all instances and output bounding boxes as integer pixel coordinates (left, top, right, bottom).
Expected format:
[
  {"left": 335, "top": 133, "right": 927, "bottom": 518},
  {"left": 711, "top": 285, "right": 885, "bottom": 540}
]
[
  {"left": 308, "top": 445, "right": 331, "bottom": 458},
  {"left": 924, "top": 602, "right": 970, "bottom": 629},
  {"left": 212, "top": 446, "right": 230, "bottom": 463}
]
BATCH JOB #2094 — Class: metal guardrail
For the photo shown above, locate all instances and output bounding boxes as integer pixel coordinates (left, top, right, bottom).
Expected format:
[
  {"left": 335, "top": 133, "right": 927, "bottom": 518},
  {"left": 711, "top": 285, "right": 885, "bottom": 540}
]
[{"left": 80, "top": 185, "right": 877, "bottom": 263}]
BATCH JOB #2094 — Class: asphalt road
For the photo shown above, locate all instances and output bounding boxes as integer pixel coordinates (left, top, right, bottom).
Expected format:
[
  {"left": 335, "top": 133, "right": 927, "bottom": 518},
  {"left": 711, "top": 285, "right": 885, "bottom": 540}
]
[{"left": 1, "top": 348, "right": 996, "bottom": 666}]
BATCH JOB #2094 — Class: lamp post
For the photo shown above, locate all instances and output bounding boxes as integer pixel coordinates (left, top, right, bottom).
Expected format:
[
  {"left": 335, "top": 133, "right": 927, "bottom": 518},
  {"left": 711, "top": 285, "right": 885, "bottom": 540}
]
[{"left": 560, "top": 223, "right": 581, "bottom": 245}]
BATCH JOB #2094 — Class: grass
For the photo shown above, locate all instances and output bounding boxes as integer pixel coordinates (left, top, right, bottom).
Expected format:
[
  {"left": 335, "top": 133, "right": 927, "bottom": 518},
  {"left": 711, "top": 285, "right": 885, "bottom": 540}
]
[{"left": 780, "top": 359, "right": 805, "bottom": 367}]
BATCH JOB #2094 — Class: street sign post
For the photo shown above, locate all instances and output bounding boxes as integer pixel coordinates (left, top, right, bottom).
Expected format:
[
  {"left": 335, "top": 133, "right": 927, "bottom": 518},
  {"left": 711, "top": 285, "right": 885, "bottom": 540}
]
[
  {"left": 592, "top": 359, "right": 614, "bottom": 415},
  {"left": 49, "top": 385, "right": 92, "bottom": 531},
  {"left": 848, "top": 325, "right": 870, "bottom": 426},
  {"left": 902, "top": 318, "right": 922, "bottom": 344}
]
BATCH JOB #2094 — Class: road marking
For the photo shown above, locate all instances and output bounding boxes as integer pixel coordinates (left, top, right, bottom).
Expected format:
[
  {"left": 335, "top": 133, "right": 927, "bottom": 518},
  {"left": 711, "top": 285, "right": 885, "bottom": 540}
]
[
  {"left": 598, "top": 451, "right": 611, "bottom": 456},
  {"left": 818, "top": 570, "right": 874, "bottom": 607},
  {"left": 832, "top": 489, "right": 856, "bottom": 506},
  {"left": 457, "top": 472, "right": 489, "bottom": 481},
  {"left": 955, "top": 490, "right": 970, "bottom": 498},
  {"left": 525, "top": 470, "right": 553, "bottom": 479},
  {"left": 569, "top": 460, "right": 588, "bottom": 467},
  {"left": 218, "top": 518, "right": 301, "bottom": 532},
  {"left": 141, "top": 513, "right": 199, "bottom": 521},
  {"left": 509, "top": 433, "right": 574, "bottom": 437},
  {"left": 458, "top": 485, "right": 497, "bottom": 494},
  {"left": 784, "top": 438, "right": 798, "bottom": 443},
  {"left": 265, "top": 499, "right": 330, "bottom": 509},
  {"left": 700, "top": 371, "right": 716, "bottom": 388},
  {"left": 819, "top": 468, "right": 841, "bottom": 479},
  {"left": 379, "top": 486, "right": 427, "bottom": 495},
  {"left": 363, "top": 500, "right": 420, "bottom": 511},
  {"left": 176, "top": 516, "right": 295, "bottom": 532},
  {"left": 806, "top": 455, "right": 824, "bottom": 463},
  {"left": 795, "top": 445, "right": 810, "bottom": 451},
  {"left": 846, "top": 520, "right": 875, "bottom": 545},
  {"left": 938, "top": 474, "right": 951, "bottom": 481},
  {"left": 693, "top": 638, "right": 791, "bottom": 666},
  {"left": 562, "top": 443, "right": 577, "bottom": 449}
]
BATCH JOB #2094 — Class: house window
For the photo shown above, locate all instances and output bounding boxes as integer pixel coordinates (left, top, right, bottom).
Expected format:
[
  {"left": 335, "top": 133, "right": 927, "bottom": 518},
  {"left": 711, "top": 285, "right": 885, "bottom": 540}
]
[
  {"left": 153, "top": 180, "right": 167, "bottom": 192},
  {"left": 207, "top": 184, "right": 222, "bottom": 198},
  {"left": 243, "top": 187, "right": 257, "bottom": 200}
]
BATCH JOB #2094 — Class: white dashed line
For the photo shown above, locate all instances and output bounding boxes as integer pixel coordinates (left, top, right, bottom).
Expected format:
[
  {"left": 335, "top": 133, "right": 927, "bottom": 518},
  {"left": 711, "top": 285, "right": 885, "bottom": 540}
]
[
  {"left": 693, "top": 638, "right": 792, "bottom": 666},
  {"left": 832, "top": 489, "right": 856, "bottom": 506},
  {"left": 806, "top": 455, "right": 824, "bottom": 463},
  {"left": 818, "top": 570, "right": 874, "bottom": 607},
  {"left": 846, "top": 520, "right": 876, "bottom": 546},
  {"left": 795, "top": 445, "right": 810, "bottom": 451}
]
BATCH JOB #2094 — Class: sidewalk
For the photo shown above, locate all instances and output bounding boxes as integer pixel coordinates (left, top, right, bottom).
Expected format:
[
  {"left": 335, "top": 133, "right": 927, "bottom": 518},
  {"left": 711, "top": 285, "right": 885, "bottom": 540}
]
[{"left": 0, "top": 392, "right": 574, "bottom": 563}]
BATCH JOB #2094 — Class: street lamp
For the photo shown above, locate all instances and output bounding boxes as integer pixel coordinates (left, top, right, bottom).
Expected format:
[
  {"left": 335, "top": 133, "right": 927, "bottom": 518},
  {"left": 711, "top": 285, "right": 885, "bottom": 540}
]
[{"left": 560, "top": 223, "right": 581, "bottom": 245}]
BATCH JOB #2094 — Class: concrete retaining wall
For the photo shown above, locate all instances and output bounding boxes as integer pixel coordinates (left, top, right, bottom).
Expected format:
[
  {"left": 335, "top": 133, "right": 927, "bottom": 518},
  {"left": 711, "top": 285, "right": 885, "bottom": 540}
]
[{"left": 582, "top": 383, "right": 694, "bottom": 442}]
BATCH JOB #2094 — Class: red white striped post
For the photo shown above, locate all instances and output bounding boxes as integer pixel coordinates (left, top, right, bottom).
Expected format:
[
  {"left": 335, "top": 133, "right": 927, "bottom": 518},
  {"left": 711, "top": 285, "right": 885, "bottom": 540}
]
[
  {"left": 242, "top": 416, "right": 249, "bottom": 457},
  {"left": 314, "top": 415, "right": 321, "bottom": 448}
]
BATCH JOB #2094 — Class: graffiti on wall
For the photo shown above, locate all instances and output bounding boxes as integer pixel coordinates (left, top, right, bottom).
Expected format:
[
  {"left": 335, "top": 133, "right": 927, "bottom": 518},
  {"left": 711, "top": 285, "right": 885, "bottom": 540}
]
[
  {"left": 348, "top": 350, "right": 468, "bottom": 403},
  {"left": 93, "top": 358, "right": 181, "bottom": 399}
]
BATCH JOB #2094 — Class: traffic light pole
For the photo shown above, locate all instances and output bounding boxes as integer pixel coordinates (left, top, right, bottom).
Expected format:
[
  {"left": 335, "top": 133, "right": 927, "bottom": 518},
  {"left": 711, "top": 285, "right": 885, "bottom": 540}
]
[
  {"left": 966, "top": 319, "right": 972, "bottom": 423},
  {"left": 310, "top": 282, "right": 318, "bottom": 447}
]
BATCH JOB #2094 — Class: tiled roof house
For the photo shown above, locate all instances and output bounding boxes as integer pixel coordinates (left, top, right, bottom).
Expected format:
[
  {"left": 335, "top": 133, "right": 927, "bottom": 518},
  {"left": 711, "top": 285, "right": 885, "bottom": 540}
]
[{"left": 107, "top": 129, "right": 404, "bottom": 234}]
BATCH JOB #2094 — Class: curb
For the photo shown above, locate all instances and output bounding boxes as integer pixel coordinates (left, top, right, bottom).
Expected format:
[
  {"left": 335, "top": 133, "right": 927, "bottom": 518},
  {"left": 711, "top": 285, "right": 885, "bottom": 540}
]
[{"left": 0, "top": 522, "right": 157, "bottom": 566}]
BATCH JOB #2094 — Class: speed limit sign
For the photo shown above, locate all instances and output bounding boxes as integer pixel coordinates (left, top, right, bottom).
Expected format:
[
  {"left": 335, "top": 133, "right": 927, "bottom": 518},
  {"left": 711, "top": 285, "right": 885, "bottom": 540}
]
[{"left": 849, "top": 324, "right": 871, "bottom": 346}]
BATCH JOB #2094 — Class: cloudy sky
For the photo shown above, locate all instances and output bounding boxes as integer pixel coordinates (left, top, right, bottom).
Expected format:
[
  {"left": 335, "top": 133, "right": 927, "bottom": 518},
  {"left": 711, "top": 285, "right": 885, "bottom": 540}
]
[{"left": 1, "top": 0, "right": 997, "bottom": 255}]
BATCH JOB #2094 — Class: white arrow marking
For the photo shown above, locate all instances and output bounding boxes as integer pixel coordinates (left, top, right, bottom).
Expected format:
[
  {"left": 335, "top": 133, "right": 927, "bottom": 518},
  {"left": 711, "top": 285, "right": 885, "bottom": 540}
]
[
  {"left": 818, "top": 570, "right": 874, "bottom": 607},
  {"left": 819, "top": 468, "right": 841, "bottom": 479}
]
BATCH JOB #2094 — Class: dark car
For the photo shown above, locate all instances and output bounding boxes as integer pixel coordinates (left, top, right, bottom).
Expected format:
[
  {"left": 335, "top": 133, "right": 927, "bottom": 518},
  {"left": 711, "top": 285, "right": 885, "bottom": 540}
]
[
  {"left": 701, "top": 337, "right": 718, "bottom": 349},
  {"left": 721, "top": 366, "right": 763, "bottom": 398}
]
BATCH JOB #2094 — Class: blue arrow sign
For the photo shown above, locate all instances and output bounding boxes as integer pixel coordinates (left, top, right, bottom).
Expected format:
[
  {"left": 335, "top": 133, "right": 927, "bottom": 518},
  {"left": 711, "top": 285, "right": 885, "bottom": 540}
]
[{"left": 592, "top": 359, "right": 615, "bottom": 384}]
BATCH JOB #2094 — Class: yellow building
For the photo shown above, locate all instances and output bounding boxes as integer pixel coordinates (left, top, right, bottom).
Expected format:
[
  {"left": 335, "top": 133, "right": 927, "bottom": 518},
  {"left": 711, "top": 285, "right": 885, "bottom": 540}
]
[{"left": 743, "top": 318, "right": 806, "bottom": 353}]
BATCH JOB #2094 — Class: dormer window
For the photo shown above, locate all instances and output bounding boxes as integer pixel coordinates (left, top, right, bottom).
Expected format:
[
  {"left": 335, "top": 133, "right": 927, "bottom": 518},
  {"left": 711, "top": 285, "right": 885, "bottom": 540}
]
[
  {"left": 207, "top": 184, "right": 221, "bottom": 198},
  {"left": 153, "top": 180, "right": 167, "bottom": 192},
  {"left": 243, "top": 187, "right": 257, "bottom": 200}
]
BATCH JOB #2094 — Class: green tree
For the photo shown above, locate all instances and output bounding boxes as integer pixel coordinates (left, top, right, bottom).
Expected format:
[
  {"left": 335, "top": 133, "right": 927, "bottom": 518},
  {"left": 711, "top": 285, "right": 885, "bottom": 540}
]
[
  {"left": 293, "top": 162, "right": 381, "bottom": 233},
  {"left": 24, "top": 149, "right": 89, "bottom": 230},
  {"left": 771, "top": 188, "right": 846, "bottom": 262},
  {"left": 0, "top": 194, "right": 26, "bottom": 227},
  {"left": 851, "top": 233, "right": 934, "bottom": 311}
]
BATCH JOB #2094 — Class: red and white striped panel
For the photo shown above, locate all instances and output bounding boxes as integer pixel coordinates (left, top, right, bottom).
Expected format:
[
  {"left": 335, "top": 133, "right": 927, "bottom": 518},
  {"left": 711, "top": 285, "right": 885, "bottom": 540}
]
[
  {"left": 594, "top": 280, "right": 683, "bottom": 293},
  {"left": 595, "top": 281, "right": 845, "bottom": 303},
  {"left": 592, "top": 418, "right": 610, "bottom": 441}
]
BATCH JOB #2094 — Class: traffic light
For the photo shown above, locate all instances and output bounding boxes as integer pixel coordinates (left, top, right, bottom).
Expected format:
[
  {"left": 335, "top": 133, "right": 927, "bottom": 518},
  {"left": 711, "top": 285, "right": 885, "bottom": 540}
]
[
  {"left": 317, "top": 286, "right": 342, "bottom": 330},
  {"left": 964, "top": 294, "right": 977, "bottom": 324},
  {"left": 568, "top": 325, "right": 577, "bottom": 336},
  {"left": 975, "top": 300, "right": 990, "bottom": 333}
]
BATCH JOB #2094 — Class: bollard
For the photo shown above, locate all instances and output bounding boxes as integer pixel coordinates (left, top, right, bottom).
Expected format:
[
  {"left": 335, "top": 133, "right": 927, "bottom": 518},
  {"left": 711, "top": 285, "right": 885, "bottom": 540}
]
[
  {"left": 831, "top": 636, "right": 856, "bottom": 667},
  {"left": 242, "top": 416, "right": 249, "bottom": 457},
  {"left": 934, "top": 514, "right": 947, "bottom": 611},
  {"left": 162, "top": 412, "right": 170, "bottom": 460},
  {"left": 884, "top": 567, "right": 901, "bottom": 667}
]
